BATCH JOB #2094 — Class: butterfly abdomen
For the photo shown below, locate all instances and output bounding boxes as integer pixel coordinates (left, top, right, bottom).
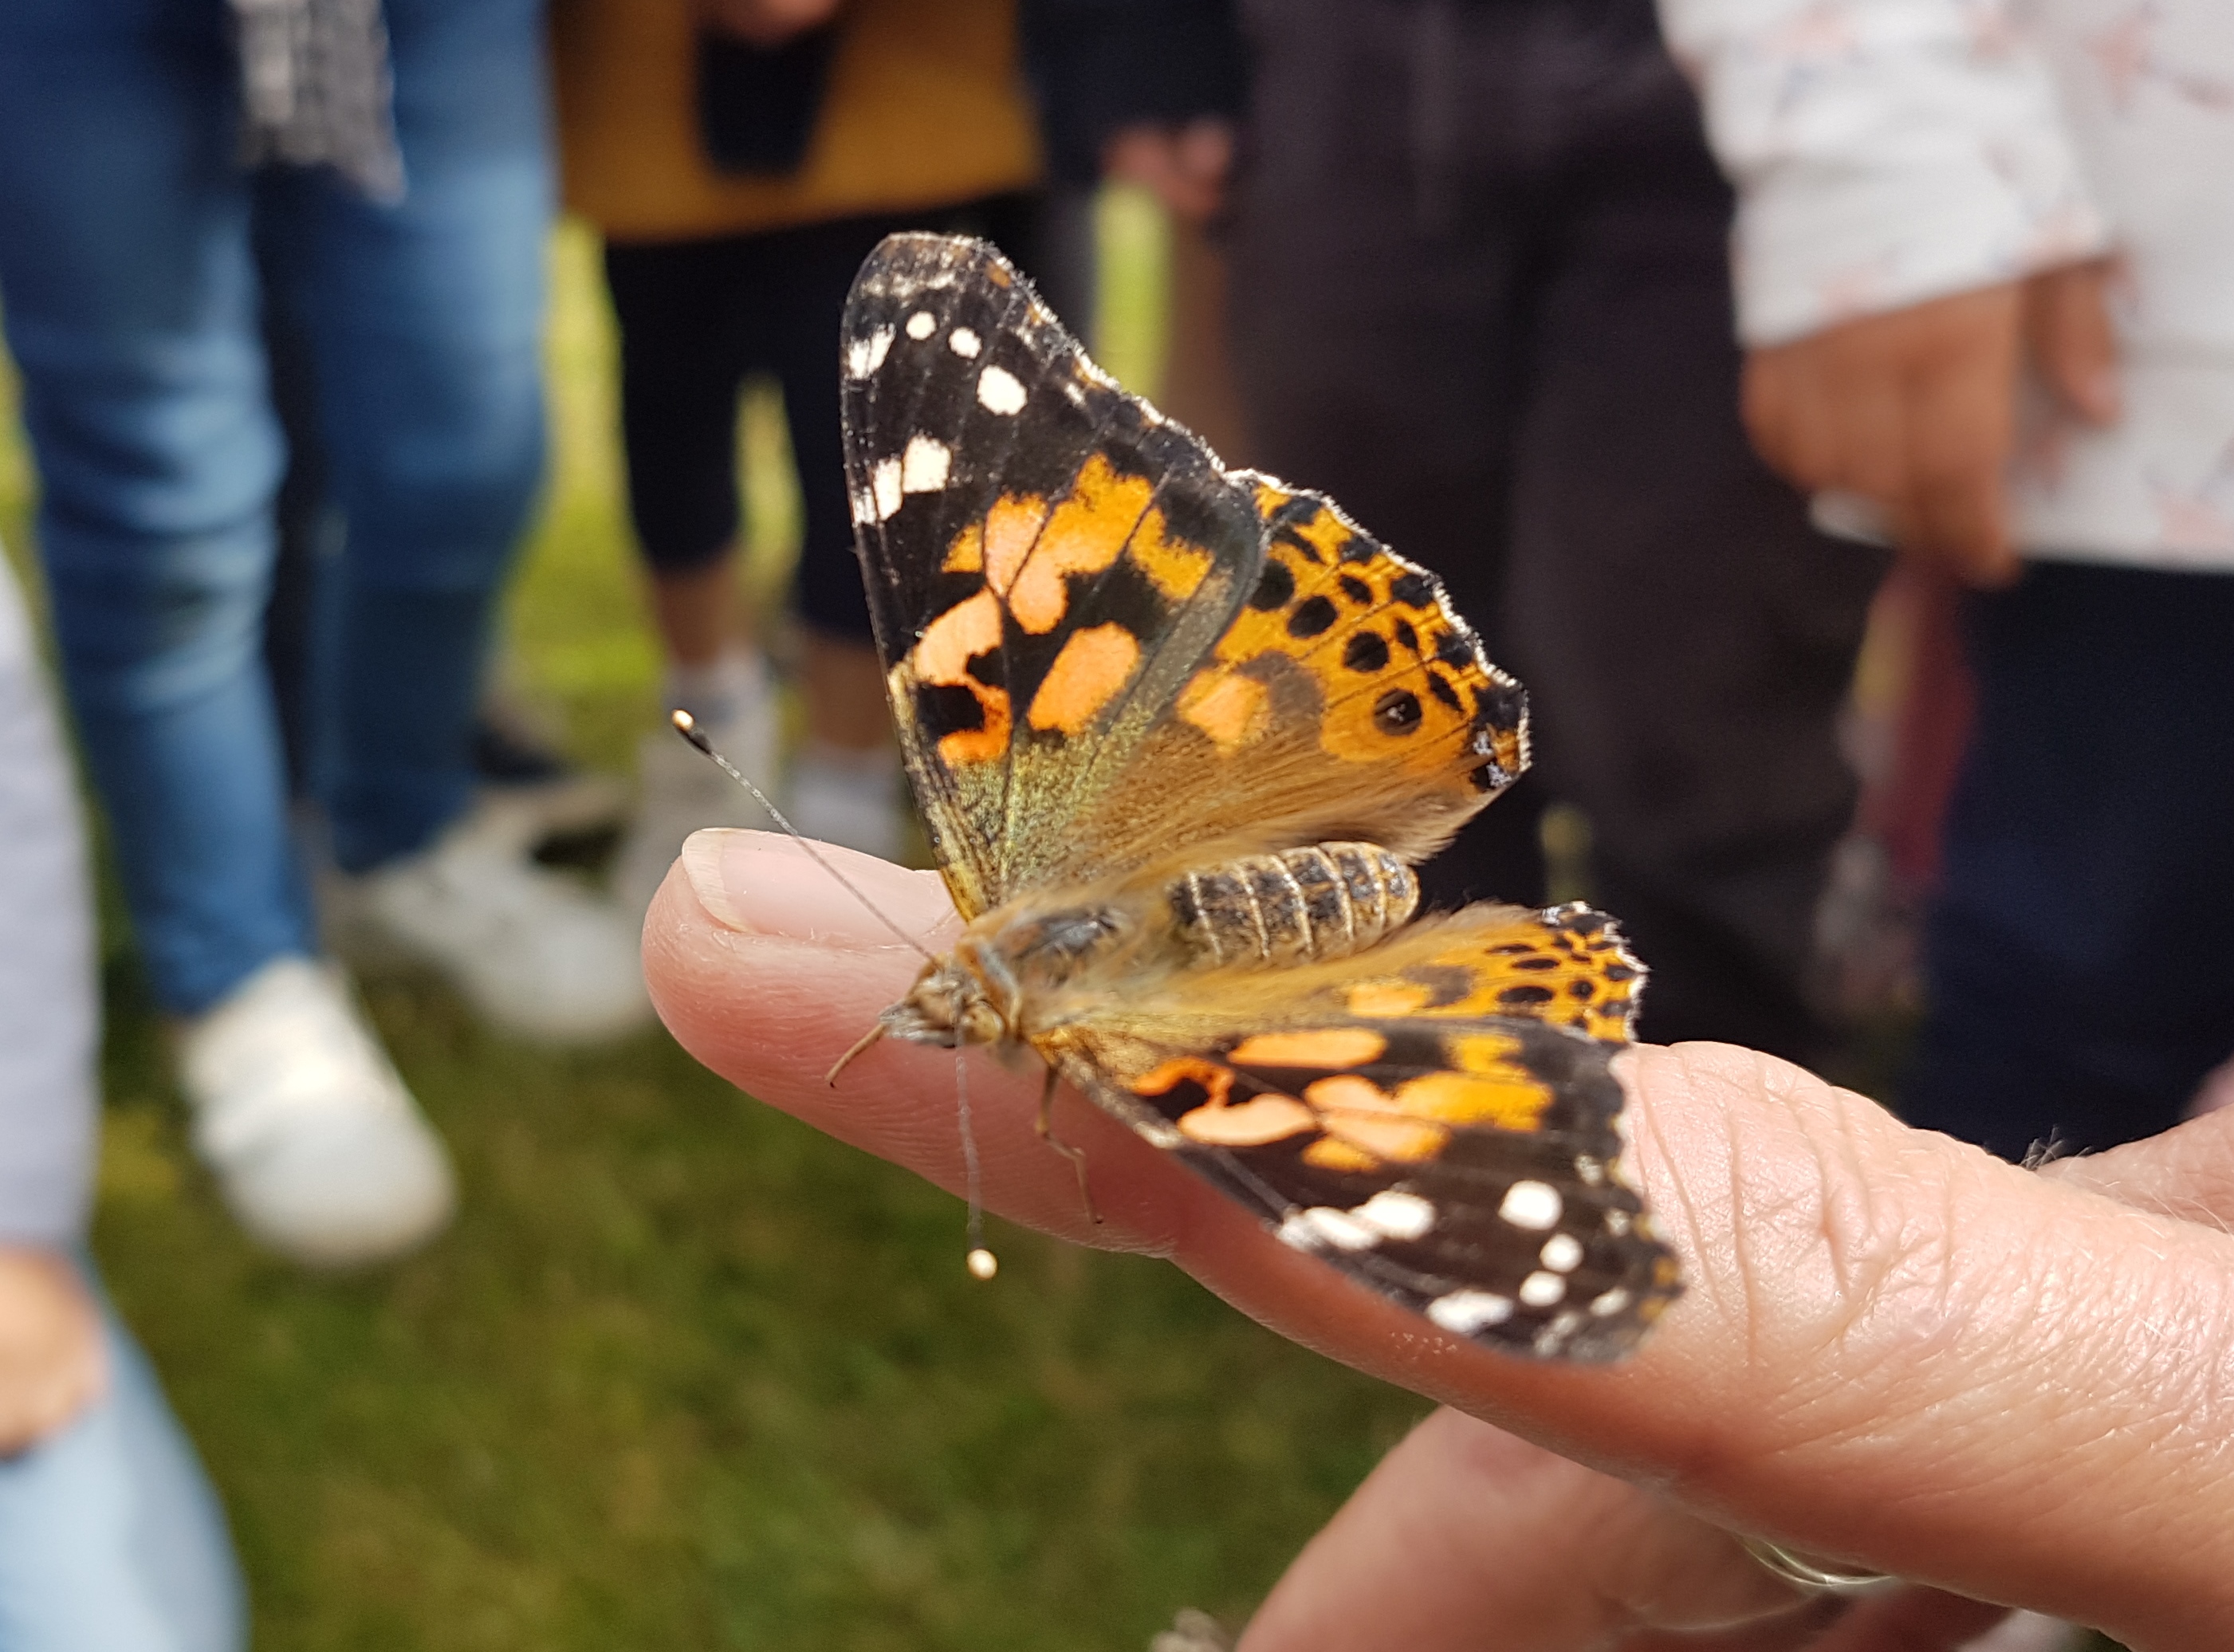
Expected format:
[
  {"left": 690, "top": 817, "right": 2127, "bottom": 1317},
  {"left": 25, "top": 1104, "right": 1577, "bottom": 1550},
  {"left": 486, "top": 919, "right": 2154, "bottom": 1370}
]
[{"left": 1167, "top": 844, "right": 1418, "bottom": 967}]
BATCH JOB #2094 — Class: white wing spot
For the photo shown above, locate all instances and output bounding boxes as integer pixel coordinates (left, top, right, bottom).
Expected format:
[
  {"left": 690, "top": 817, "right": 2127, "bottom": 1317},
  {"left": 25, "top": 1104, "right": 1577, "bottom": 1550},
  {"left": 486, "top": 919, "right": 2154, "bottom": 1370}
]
[
  {"left": 1543, "top": 1310, "right": 1587, "bottom": 1347},
  {"left": 977, "top": 364, "right": 1028, "bottom": 415},
  {"left": 1355, "top": 1189, "right": 1435, "bottom": 1241},
  {"left": 846, "top": 326, "right": 895, "bottom": 380},
  {"left": 1276, "top": 1207, "right": 1381, "bottom": 1253},
  {"left": 899, "top": 435, "right": 950, "bottom": 494},
  {"left": 1519, "top": 1270, "right": 1567, "bottom": 1308},
  {"left": 1426, "top": 1291, "right": 1513, "bottom": 1335},
  {"left": 906, "top": 309, "right": 936, "bottom": 340},
  {"left": 871, "top": 458, "right": 903, "bottom": 521},
  {"left": 1540, "top": 1233, "right": 1584, "bottom": 1273},
  {"left": 849, "top": 486, "right": 876, "bottom": 527},
  {"left": 1590, "top": 1287, "right": 1632, "bottom": 1318},
  {"left": 1061, "top": 381, "right": 1087, "bottom": 405},
  {"left": 948, "top": 327, "right": 981, "bottom": 358},
  {"left": 1499, "top": 1180, "right": 1563, "bottom": 1231}
]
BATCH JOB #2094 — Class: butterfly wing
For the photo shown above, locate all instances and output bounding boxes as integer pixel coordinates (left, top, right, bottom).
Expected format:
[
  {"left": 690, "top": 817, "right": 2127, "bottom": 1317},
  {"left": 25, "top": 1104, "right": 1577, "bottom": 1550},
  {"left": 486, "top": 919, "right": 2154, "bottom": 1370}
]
[
  {"left": 1060, "top": 1011, "right": 1676, "bottom": 1361},
  {"left": 840, "top": 234, "right": 1526, "bottom": 918},
  {"left": 1040, "top": 903, "right": 1675, "bottom": 1359}
]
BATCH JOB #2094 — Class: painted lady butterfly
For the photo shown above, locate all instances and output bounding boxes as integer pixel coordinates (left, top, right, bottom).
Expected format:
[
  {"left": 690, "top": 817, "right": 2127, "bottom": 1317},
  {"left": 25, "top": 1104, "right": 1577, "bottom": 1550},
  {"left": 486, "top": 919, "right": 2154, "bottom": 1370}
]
[{"left": 834, "top": 234, "right": 1679, "bottom": 1360}]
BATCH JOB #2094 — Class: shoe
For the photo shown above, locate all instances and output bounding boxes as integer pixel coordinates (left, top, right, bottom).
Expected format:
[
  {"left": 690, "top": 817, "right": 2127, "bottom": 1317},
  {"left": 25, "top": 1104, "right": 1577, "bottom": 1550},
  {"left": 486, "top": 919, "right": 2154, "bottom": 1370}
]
[
  {"left": 470, "top": 704, "right": 631, "bottom": 853},
  {"left": 788, "top": 741, "right": 906, "bottom": 863},
  {"left": 326, "top": 814, "right": 654, "bottom": 1046},
  {"left": 179, "top": 957, "right": 454, "bottom": 1267},
  {"left": 613, "top": 694, "right": 780, "bottom": 916}
]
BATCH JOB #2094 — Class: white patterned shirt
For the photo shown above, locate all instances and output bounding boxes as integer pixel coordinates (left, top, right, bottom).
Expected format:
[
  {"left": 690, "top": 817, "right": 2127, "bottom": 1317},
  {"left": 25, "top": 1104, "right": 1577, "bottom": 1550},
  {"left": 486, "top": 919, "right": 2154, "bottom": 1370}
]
[{"left": 1661, "top": 0, "right": 2234, "bottom": 568}]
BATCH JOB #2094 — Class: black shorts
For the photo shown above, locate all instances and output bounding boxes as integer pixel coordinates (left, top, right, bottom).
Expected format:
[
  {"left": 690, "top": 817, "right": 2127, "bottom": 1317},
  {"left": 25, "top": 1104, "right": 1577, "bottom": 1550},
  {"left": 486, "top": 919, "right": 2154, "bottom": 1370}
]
[{"left": 602, "top": 195, "right": 1042, "bottom": 642}]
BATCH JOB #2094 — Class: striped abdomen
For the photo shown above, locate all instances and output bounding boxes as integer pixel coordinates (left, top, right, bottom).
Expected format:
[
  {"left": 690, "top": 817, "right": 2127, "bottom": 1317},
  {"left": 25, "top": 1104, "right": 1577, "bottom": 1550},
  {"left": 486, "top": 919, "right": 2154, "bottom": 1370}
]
[{"left": 1166, "top": 844, "right": 1418, "bottom": 967}]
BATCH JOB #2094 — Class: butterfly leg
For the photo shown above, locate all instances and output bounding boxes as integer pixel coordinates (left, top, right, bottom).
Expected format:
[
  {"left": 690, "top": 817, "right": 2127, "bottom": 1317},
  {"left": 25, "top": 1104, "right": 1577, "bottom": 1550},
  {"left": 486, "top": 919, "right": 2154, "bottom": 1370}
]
[{"left": 1035, "top": 1063, "right": 1101, "bottom": 1225}]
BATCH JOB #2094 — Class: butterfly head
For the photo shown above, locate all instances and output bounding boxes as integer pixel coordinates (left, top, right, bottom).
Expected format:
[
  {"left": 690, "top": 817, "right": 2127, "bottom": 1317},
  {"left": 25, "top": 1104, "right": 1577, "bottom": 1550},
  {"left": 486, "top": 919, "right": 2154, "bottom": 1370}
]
[{"left": 879, "top": 936, "right": 1020, "bottom": 1053}]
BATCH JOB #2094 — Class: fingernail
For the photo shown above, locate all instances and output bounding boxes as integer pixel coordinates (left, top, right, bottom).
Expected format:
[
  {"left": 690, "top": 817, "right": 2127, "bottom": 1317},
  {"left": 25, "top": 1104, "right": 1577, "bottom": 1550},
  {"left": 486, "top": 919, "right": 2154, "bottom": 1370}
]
[{"left": 679, "top": 828, "right": 950, "bottom": 947}]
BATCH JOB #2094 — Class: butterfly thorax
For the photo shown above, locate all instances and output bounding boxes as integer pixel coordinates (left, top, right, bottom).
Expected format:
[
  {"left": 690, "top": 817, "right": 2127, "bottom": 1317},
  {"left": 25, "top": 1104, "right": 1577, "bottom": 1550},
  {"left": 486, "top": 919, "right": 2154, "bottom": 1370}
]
[{"left": 877, "top": 841, "right": 1423, "bottom": 1055}]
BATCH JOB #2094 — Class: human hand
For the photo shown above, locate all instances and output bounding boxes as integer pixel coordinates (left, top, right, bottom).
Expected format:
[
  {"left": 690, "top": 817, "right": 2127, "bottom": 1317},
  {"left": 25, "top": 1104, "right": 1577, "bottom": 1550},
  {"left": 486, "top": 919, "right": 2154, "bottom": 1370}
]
[
  {"left": 1103, "top": 119, "right": 1236, "bottom": 226},
  {"left": 696, "top": 0, "right": 840, "bottom": 49},
  {"left": 644, "top": 831, "right": 2234, "bottom": 1651},
  {"left": 0, "top": 1247, "right": 106, "bottom": 1456},
  {"left": 1741, "top": 263, "right": 2120, "bottom": 589}
]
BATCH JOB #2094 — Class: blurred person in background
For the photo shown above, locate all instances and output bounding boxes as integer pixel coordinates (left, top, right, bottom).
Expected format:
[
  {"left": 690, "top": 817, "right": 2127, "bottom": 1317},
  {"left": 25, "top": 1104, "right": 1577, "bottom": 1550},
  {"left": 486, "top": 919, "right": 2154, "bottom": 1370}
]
[
  {"left": 1670, "top": 0, "right": 2234, "bottom": 1158},
  {"left": 553, "top": 0, "right": 1044, "bottom": 908},
  {"left": 1042, "top": 0, "right": 1886, "bottom": 1068},
  {"left": 0, "top": 553, "right": 245, "bottom": 1652},
  {"left": 0, "top": 0, "right": 651, "bottom": 1268}
]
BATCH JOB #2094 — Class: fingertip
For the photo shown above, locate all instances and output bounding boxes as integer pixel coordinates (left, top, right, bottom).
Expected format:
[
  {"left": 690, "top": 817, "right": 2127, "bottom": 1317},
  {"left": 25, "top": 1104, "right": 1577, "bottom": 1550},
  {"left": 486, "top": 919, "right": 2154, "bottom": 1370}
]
[{"left": 673, "top": 827, "right": 957, "bottom": 947}]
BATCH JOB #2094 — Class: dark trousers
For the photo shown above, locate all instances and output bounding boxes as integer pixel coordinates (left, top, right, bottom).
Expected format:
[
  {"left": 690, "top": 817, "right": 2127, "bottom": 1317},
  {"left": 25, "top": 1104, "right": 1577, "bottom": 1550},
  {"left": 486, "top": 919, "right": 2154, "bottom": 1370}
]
[
  {"left": 602, "top": 195, "right": 1040, "bottom": 644},
  {"left": 1225, "top": 0, "right": 1885, "bottom": 1060},
  {"left": 1905, "top": 564, "right": 2234, "bottom": 1158}
]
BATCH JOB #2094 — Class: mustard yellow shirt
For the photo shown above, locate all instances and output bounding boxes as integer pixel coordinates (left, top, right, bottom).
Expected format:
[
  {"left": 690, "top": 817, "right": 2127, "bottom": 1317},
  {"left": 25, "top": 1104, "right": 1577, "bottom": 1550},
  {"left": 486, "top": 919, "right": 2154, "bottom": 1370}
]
[{"left": 553, "top": 0, "right": 1043, "bottom": 243}]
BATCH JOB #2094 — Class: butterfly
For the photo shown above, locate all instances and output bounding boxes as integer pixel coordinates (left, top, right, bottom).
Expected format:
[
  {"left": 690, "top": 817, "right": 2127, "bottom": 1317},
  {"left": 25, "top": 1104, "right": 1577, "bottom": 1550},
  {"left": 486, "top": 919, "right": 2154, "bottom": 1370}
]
[{"left": 833, "top": 233, "right": 1679, "bottom": 1360}]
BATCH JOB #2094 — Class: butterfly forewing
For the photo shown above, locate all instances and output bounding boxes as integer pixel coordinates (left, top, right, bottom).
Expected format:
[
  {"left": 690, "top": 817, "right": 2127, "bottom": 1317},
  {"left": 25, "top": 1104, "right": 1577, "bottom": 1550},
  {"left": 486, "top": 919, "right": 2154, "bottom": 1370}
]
[{"left": 840, "top": 235, "right": 1524, "bottom": 907}]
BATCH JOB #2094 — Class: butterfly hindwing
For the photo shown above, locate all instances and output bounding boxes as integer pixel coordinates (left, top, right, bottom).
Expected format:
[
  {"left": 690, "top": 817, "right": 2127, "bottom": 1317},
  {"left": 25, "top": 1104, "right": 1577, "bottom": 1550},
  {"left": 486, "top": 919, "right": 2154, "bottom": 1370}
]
[
  {"left": 1064, "top": 1012, "right": 1677, "bottom": 1361},
  {"left": 1321, "top": 901, "right": 1645, "bottom": 1044}
]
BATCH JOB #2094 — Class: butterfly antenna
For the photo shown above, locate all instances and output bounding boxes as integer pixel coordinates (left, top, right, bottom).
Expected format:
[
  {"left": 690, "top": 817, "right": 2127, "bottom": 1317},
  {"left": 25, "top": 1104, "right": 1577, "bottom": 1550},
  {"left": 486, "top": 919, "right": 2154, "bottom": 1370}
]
[
  {"left": 671, "top": 710, "right": 931, "bottom": 961},
  {"left": 957, "top": 1046, "right": 997, "bottom": 1280}
]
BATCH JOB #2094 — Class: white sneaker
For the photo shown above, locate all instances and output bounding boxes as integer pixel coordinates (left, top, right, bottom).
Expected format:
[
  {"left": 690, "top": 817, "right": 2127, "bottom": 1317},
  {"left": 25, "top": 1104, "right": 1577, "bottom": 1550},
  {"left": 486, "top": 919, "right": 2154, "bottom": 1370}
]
[
  {"left": 613, "top": 696, "right": 780, "bottom": 916},
  {"left": 788, "top": 741, "right": 906, "bottom": 863},
  {"left": 179, "top": 956, "right": 454, "bottom": 1267},
  {"left": 327, "top": 814, "right": 654, "bottom": 1046}
]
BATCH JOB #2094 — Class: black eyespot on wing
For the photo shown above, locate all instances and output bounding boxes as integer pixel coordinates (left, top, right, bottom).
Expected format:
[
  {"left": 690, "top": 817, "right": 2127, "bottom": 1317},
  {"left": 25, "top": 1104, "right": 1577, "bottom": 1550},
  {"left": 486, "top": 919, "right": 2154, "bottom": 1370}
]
[{"left": 1373, "top": 688, "right": 1423, "bottom": 734}]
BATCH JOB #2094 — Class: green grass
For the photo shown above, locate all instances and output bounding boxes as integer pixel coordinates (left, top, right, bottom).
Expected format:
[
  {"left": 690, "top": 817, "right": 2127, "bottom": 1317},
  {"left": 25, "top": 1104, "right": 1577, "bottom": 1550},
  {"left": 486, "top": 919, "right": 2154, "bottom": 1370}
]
[{"left": 1, "top": 213, "right": 1430, "bottom": 1651}]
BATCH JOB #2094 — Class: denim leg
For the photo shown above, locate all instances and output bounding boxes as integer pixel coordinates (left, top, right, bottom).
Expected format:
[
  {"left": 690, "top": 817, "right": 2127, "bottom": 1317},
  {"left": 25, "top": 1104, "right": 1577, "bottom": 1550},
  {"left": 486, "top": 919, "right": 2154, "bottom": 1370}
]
[
  {"left": 261, "top": 0, "right": 554, "bottom": 873},
  {"left": 1904, "top": 564, "right": 2234, "bottom": 1158},
  {"left": 0, "top": 1291, "right": 245, "bottom": 1652},
  {"left": 0, "top": 0, "right": 313, "bottom": 1014}
]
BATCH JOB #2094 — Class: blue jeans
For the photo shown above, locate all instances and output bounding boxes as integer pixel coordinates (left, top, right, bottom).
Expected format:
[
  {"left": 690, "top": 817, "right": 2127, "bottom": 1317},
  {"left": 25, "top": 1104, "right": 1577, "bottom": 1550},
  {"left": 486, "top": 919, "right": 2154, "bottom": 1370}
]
[
  {"left": 0, "top": 1283, "right": 244, "bottom": 1652},
  {"left": 0, "top": 0, "right": 552, "bottom": 1015},
  {"left": 1904, "top": 563, "right": 2234, "bottom": 1159}
]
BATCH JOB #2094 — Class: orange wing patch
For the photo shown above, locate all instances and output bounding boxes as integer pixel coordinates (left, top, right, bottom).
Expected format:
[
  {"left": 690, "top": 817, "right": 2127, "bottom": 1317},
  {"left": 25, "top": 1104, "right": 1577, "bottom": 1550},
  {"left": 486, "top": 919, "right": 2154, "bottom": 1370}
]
[
  {"left": 908, "top": 454, "right": 1225, "bottom": 766},
  {"left": 1174, "top": 481, "right": 1526, "bottom": 794},
  {"left": 1028, "top": 622, "right": 1140, "bottom": 734},
  {"left": 1294, "top": 1033, "right": 1556, "bottom": 1173}
]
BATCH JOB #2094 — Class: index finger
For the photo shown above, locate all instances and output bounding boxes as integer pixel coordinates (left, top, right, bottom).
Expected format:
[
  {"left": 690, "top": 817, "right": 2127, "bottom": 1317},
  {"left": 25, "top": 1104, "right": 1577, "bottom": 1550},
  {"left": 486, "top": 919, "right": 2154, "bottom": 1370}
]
[{"left": 647, "top": 830, "right": 2234, "bottom": 1649}]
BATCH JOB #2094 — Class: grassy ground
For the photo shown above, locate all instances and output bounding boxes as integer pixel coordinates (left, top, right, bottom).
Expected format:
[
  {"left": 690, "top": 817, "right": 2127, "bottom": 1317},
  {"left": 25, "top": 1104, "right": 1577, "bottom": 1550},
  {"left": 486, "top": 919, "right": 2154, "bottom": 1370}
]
[{"left": 2, "top": 203, "right": 1433, "bottom": 1651}]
